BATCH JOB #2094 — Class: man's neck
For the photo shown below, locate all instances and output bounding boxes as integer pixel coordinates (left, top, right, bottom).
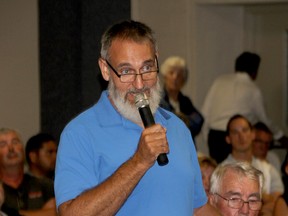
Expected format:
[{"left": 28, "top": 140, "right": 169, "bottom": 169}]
[
  {"left": 0, "top": 166, "right": 24, "bottom": 189},
  {"left": 231, "top": 150, "right": 253, "bottom": 163},
  {"left": 29, "top": 166, "right": 47, "bottom": 179}
]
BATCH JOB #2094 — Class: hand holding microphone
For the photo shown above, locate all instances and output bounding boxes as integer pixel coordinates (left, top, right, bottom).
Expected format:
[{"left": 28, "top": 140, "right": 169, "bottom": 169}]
[{"left": 135, "top": 93, "right": 169, "bottom": 166}]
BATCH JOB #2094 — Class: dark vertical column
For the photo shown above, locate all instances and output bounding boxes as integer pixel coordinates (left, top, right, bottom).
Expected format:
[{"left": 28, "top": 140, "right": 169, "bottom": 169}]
[
  {"left": 81, "top": 0, "right": 131, "bottom": 108},
  {"left": 39, "top": 0, "right": 130, "bottom": 140}
]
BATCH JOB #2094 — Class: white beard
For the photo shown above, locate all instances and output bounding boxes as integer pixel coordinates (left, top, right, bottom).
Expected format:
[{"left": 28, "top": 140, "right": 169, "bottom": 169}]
[{"left": 108, "top": 78, "right": 162, "bottom": 124}]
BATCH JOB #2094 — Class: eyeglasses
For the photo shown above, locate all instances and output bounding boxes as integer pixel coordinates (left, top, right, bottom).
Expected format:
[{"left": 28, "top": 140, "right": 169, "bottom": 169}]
[
  {"left": 105, "top": 56, "right": 159, "bottom": 83},
  {"left": 215, "top": 193, "right": 262, "bottom": 211}
]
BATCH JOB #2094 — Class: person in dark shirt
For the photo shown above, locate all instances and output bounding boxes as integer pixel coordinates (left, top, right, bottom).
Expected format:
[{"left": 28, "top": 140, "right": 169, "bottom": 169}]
[
  {"left": 0, "top": 128, "right": 56, "bottom": 216},
  {"left": 160, "top": 56, "right": 204, "bottom": 141},
  {"left": 273, "top": 150, "right": 288, "bottom": 216},
  {"left": 25, "top": 133, "right": 57, "bottom": 180}
]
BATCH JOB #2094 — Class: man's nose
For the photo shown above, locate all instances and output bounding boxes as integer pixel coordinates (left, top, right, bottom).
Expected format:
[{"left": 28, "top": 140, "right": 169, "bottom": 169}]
[
  {"left": 133, "top": 74, "right": 145, "bottom": 89},
  {"left": 239, "top": 201, "right": 249, "bottom": 215},
  {"left": 8, "top": 143, "right": 15, "bottom": 151}
]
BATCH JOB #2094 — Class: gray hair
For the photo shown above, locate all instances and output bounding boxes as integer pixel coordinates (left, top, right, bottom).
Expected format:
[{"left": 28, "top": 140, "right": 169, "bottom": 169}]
[
  {"left": 100, "top": 20, "right": 158, "bottom": 60},
  {"left": 210, "top": 162, "right": 264, "bottom": 198},
  {"left": 160, "top": 56, "right": 188, "bottom": 83},
  {"left": 0, "top": 128, "right": 23, "bottom": 144}
]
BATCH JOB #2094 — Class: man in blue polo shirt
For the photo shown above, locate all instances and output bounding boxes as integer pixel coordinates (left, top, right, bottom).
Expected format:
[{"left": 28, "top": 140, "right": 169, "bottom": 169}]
[{"left": 54, "top": 20, "right": 219, "bottom": 216}]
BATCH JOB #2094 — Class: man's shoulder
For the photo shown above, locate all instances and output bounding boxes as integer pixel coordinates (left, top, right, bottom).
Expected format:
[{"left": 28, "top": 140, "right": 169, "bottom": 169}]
[{"left": 252, "top": 157, "right": 276, "bottom": 172}]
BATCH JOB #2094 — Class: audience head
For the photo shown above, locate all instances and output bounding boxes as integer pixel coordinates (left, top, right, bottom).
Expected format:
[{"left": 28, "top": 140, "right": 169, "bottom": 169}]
[
  {"left": 98, "top": 20, "right": 161, "bottom": 124},
  {"left": 198, "top": 155, "right": 217, "bottom": 195},
  {"left": 252, "top": 122, "right": 273, "bottom": 160},
  {"left": 0, "top": 128, "right": 25, "bottom": 170},
  {"left": 235, "top": 52, "right": 261, "bottom": 80},
  {"left": 225, "top": 114, "right": 255, "bottom": 153},
  {"left": 25, "top": 133, "right": 57, "bottom": 179},
  {"left": 160, "top": 56, "right": 188, "bottom": 92},
  {"left": 209, "top": 162, "right": 264, "bottom": 216}
]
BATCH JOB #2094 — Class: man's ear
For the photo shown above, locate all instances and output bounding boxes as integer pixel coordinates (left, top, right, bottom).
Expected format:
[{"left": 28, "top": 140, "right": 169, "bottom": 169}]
[
  {"left": 29, "top": 151, "right": 38, "bottom": 163},
  {"left": 225, "top": 135, "right": 231, "bottom": 145},
  {"left": 208, "top": 193, "right": 216, "bottom": 206},
  {"left": 98, "top": 58, "right": 110, "bottom": 81}
]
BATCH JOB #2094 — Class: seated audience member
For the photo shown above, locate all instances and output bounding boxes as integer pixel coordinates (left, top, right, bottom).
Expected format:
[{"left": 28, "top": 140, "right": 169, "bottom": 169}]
[
  {"left": 0, "top": 181, "right": 21, "bottom": 216},
  {"left": 222, "top": 115, "right": 284, "bottom": 216},
  {"left": 159, "top": 56, "right": 204, "bottom": 140},
  {"left": 252, "top": 122, "right": 281, "bottom": 172},
  {"left": 198, "top": 155, "right": 217, "bottom": 195},
  {"left": 209, "top": 161, "right": 264, "bottom": 216},
  {"left": 201, "top": 51, "right": 288, "bottom": 164},
  {"left": 26, "top": 133, "right": 58, "bottom": 180},
  {"left": 273, "top": 150, "right": 288, "bottom": 216},
  {"left": 0, "top": 128, "right": 56, "bottom": 216},
  {"left": 0, "top": 181, "right": 6, "bottom": 216}
]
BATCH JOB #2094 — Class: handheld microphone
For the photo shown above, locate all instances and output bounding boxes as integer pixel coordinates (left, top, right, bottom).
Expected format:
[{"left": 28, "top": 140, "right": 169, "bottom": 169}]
[{"left": 135, "top": 93, "right": 169, "bottom": 166}]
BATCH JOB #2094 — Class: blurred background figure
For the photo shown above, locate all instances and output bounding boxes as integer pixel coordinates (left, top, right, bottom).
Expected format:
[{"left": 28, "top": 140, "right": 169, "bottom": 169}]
[
  {"left": 252, "top": 122, "right": 282, "bottom": 172},
  {"left": 223, "top": 115, "right": 284, "bottom": 216},
  {"left": 209, "top": 162, "right": 264, "bottom": 216},
  {"left": 0, "top": 181, "right": 21, "bottom": 216},
  {"left": 160, "top": 56, "right": 204, "bottom": 143},
  {"left": 198, "top": 155, "right": 217, "bottom": 195},
  {"left": 25, "top": 133, "right": 58, "bottom": 180},
  {"left": 0, "top": 181, "right": 7, "bottom": 216},
  {"left": 0, "top": 128, "right": 56, "bottom": 216},
  {"left": 273, "top": 150, "right": 288, "bottom": 216},
  {"left": 201, "top": 51, "right": 288, "bottom": 164}
]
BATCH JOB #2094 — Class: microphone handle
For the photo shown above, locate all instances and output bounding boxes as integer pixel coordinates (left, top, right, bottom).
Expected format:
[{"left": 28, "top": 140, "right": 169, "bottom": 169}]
[{"left": 139, "top": 106, "right": 169, "bottom": 166}]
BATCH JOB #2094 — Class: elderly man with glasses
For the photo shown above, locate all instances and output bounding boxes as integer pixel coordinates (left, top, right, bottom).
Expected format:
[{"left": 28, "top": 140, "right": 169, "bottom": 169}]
[
  {"left": 209, "top": 162, "right": 264, "bottom": 216},
  {"left": 54, "top": 20, "right": 220, "bottom": 216}
]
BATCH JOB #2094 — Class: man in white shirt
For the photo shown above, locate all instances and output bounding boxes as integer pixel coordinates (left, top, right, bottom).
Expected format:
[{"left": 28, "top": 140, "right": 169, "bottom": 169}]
[
  {"left": 201, "top": 51, "right": 288, "bottom": 164},
  {"left": 222, "top": 114, "right": 284, "bottom": 216}
]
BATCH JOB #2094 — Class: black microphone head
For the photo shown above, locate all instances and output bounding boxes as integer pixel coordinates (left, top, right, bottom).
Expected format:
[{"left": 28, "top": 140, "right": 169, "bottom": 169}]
[{"left": 135, "top": 93, "right": 149, "bottom": 109}]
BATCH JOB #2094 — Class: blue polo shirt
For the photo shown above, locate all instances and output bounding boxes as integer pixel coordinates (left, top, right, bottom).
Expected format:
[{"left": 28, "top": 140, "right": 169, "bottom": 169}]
[{"left": 55, "top": 91, "right": 207, "bottom": 215}]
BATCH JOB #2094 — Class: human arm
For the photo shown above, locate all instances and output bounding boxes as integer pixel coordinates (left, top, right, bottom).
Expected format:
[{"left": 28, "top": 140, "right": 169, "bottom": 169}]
[
  {"left": 177, "top": 94, "right": 204, "bottom": 137},
  {"left": 57, "top": 124, "right": 169, "bottom": 216},
  {"left": 194, "top": 202, "right": 222, "bottom": 216}
]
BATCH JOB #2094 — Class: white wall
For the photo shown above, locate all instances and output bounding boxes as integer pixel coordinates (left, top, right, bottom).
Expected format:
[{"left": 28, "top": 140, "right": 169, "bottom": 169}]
[
  {"left": 132, "top": 0, "right": 288, "bottom": 154},
  {"left": 0, "top": 0, "right": 39, "bottom": 143}
]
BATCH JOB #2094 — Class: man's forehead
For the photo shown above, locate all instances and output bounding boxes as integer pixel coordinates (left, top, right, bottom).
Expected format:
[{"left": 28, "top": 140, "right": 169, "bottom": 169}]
[
  {"left": 0, "top": 131, "right": 17, "bottom": 138},
  {"left": 110, "top": 38, "right": 153, "bottom": 52},
  {"left": 0, "top": 131, "right": 21, "bottom": 142},
  {"left": 230, "top": 125, "right": 250, "bottom": 131},
  {"left": 221, "top": 171, "right": 259, "bottom": 194}
]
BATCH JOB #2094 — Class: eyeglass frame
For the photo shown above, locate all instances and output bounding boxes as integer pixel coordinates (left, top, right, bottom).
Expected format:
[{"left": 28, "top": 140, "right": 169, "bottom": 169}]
[
  {"left": 214, "top": 193, "right": 262, "bottom": 211},
  {"left": 104, "top": 55, "right": 159, "bottom": 83}
]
